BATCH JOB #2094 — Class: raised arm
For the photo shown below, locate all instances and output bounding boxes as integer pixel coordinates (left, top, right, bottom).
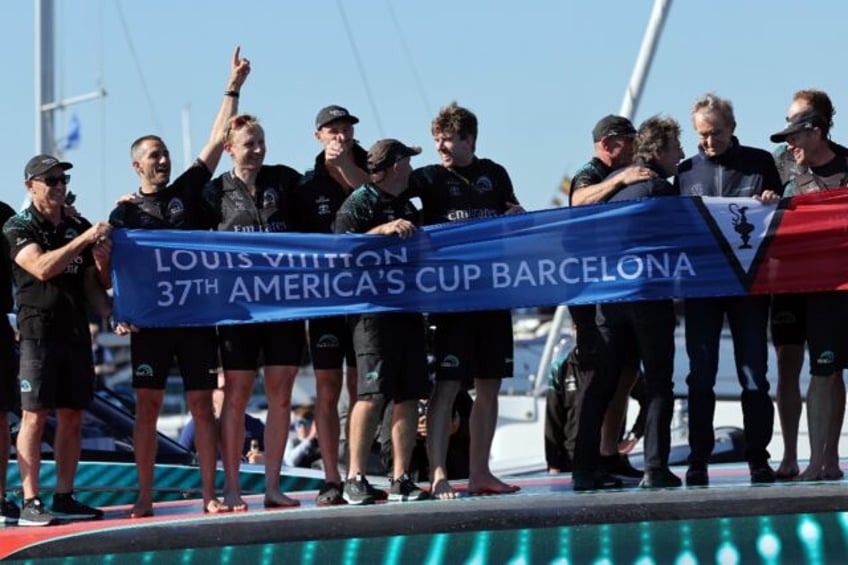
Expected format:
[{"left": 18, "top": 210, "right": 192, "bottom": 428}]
[{"left": 197, "top": 46, "right": 251, "bottom": 173}]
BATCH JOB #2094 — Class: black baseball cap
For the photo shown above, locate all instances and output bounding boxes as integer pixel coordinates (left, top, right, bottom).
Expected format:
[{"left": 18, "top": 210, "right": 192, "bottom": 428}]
[
  {"left": 24, "top": 154, "right": 72, "bottom": 180},
  {"left": 592, "top": 115, "right": 637, "bottom": 142},
  {"left": 770, "top": 110, "right": 829, "bottom": 143},
  {"left": 315, "top": 105, "right": 360, "bottom": 130},
  {"left": 367, "top": 139, "right": 422, "bottom": 173}
]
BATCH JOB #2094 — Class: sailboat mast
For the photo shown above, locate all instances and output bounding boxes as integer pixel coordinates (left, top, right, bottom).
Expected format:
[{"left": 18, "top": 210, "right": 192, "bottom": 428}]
[{"left": 35, "top": 0, "right": 56, "bottom": 155}]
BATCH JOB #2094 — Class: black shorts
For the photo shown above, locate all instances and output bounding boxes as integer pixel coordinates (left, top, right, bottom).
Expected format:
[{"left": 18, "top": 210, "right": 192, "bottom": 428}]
[
  {"left": 352, "top": 313, "right": 430, "bottom": 402},
  {"left": 218, "top": 320, "right": 306, "bottom": 370},
  {"left": 430, "top": 310, "right": 514, "bottom": 384},
  {"left": 770, "top": 293, "right": 806, "bottom": 347},
  {"left": 0, "top": 319, "right": 18, "bottom": 412},
  {"left": 131, "top": 327, "right": 218, "bottom": 390},
  {"left": 19, "top": 338, "right": 94, "bottom": 411},
  {"left": 308, "top": 316, "right": 355, "bottom": 370},
  {"left": 806, "top": 292, "right": 848, "bottom": 376}
]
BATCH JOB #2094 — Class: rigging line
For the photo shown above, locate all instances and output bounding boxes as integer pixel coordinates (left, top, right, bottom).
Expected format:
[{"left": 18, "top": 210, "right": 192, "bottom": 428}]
[
  {"left": 335, "top": 0, "right": 385, "bottom": 137},
  {"left": 384, "top": 0, "right": 431, "bottom": 118},
  {"left": 114, "top": 0, "right": 162, "bottom": 133},
  {"left": 99, "top": 0, "right": 107, "bottom": 214}
]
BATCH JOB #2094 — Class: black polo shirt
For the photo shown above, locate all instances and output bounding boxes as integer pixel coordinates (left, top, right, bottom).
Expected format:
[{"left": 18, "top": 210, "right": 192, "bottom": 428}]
[
  {"left": 3, "top": 206, "right": 94, "bottom": 342},
  {"left": 291, "top": 144, "right": 369, "bottom": 233},
  {"left": 109, "top": 163, "right": 213, "bottom": 230},
  {"left": 409, "top": 157, "right": 521, "bottom": 226},
  {"left": 202, "top": 164, "right": 301, "bottom": 232},
  {"left": 0, "top": 201, "right": 16, "bottom": 314}
]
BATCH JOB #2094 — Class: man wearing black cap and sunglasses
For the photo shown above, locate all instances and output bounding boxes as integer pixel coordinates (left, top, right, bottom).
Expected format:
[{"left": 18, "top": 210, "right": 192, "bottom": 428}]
[
  {"left": 291, "top": 105, "right": 370, "bottom": 506},
  {"left": 769, "top": 109, "right": 848, "bottom": 484},
  {"left": 333, "top": 139, "right": 430, "bottom": 505},
  {"left": 3, "top": 155, "right": 113, "bottom": 526}
]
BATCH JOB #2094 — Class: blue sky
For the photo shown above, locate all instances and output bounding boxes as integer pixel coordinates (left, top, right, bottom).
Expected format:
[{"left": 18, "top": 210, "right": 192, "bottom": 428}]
[{"left": 2, "top": 0, "right": 847, "bottom": 221}]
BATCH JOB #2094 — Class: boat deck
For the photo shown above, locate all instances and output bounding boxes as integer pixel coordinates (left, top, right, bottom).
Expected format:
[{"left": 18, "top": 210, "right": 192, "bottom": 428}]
[{"left": 4, "top": 462, "right": 848, "bottom": 562}]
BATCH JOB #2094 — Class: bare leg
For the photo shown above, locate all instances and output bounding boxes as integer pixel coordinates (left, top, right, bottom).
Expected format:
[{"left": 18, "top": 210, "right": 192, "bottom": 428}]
[
  {"left": 16, "top": 409, "right": 47, "bottom": 500},
  {"left": 799, "top": 374, "right": 835, "bottom": 481},
  {"left": 823, "top": 373, "right": 845, "bottom": 479},
  {"left": 775, "top": 344, "right": 804, "bottom": 479},
  {"left": 220, "top": 369, "right": 254, "bottom": 511},
  {"left": 427, "top": 379, "right": 460, "bottom": 499},
  {"left": 53, "top": 409, "right": 83, "bottom": 494},
  {"left": 129, "top": 389, "right": 164, "bottom": 518},
  {"left": 0, "top": 412, "right": 8, "bottom": 496},
  {"left": 263, "top": 365, "right": 299, "bottom": 507},
  {"left": 391, "top": 400, "right": 418, "bottom": 480},
  {"left": 186, "top": 389, "right": 228, "bottom": 513},
  {"left": 600, "top": 368, "right": 638, "bottom": 457},
  {"left": 315, "top": 368, "right": 343, "bottom": 485},
  {"left": 467, "top": 378, "right": 519, "bottom": 495},
  {"left": 346, "top": 397, "right": 382, "bottom": 478}
]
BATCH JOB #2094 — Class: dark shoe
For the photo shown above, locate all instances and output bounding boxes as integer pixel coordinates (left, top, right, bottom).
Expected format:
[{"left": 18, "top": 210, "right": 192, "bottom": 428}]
[
  {"left": 1, "top": 498, "right": 20, "bottom": 525},
  {"left": 51, "top": 492, "right": 104, "bottom": 520},
  {"left": 685, "top": 464, "right": 709, "bottom": 487},
  {"left": 316, "top": 481, "right": 346, "bottom": 506},
  {"left": 18, "top": 497, "right": 54, "bottom": 527},
  {"left": 572, "top": 471, "right": 623, "bottom": 492},
  {"left": 640, "top": 468, "right": 682, "bottom": 488},
  {"left": 389, "top": 474, "right": 429, "bottom": 502},
  {"left": 343, "top": 474, "right": 376, "bottom": 505},
  {"left": 600, "top": 454, "right": 643, "bottom": 478},
  {"left": 366, "top": 479, "right": 388, "bottom": 502},
  {"left": 750, "top": 465, "right": 777, "bottom": 484}
]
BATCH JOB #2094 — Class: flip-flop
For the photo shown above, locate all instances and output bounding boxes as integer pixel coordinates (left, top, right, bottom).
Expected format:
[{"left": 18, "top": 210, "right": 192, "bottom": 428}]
[
  {"left": 263, "top": 496, "right": 300, "bottom": 508},
  {"left": 468, "top": 485, "right": 521, "bottom": 496},
  {"left": 203, "top": 499, "right": 232, "bottom": 514}
]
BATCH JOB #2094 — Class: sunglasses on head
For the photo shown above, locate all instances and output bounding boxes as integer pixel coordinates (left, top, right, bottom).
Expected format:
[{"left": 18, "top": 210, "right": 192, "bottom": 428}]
[{"left": 33, "top": 174, "right": 70, "bottom": 187}]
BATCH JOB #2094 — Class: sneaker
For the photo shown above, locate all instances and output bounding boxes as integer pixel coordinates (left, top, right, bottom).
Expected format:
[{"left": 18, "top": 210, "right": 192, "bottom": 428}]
[
  {"left": 389, "top": 474, "right": 429, "bottom": 502},
  {"left": 366, "top": 480, "right": 388, "bottom": 502},
  {"left": 685, "top": 464, "right": 709, "bottom": 487},
  {"left": 600, "top": 454, "right": 644, "bottom": 478},
  {"left": 343, "top": 474, "right": 376, "bottom": 505},
  {"left": 572, "top": 471, "right": 623, "bottom": 492},
  {"left": 18, "top": 497, "right": 55, "bottom": 527},
  {"left": 315, "top": 481, "right": 346, "bottom": 506},
  {"left": 51, "top": 492, "right": 104, "bottom": 520},
  {"left": 1, "top": 498, "right": 20, "bottom": 525},
  {"left": 750, "top": 464, "right": 777, "bottom": 484},
  {"left": 640, "top": 467, "right": 683, "bottom": 489}
]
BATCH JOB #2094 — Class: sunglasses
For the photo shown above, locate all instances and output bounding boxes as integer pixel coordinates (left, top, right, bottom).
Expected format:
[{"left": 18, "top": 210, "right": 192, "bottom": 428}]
[{"left": 33, "top": 174, "right": 70, "bottom": 187}]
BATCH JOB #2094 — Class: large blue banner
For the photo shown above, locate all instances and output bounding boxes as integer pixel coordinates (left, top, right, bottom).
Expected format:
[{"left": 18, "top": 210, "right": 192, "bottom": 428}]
[{"left": 111, "top": 195, "right": 788, "bottom": 327}]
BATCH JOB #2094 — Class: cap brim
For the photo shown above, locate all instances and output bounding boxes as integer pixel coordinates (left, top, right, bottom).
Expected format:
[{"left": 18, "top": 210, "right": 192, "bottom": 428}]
[
  {"left": 770, "top": 129, "right": 794, "bottom": 143},
  {"left": 317, "top": 116, "right": 360, "bottom": 130}
]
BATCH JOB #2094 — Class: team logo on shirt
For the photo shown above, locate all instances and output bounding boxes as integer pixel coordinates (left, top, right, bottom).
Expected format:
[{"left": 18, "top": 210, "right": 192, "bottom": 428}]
[
  {"left": 440, "top": 354, "right": 460, "bottom": 368},
  {"left": 135, "top": 363, "right": 154, "bottom": 378},
  {"left": 474, "top": 176, "right": 494, "bottom": 194},
  {"left": 167, "top": 198, "right": 186, "bottom": 221},
  {"left": 64, "top": 228, "right": 79, "bottom": 240},
  {"left": 262, "top": 189, "right": 278, "bottom": 210},
  {"left": 315, "top": 196, "right": 332, "bottom": 216},
  {"left": 447, "top": 182, "right": 463, "bottom": 198},
  {"left": 816, "top": 351, "right": 835, "bottom": 366},
  {"left": 687, "top": 183, "right": 706, "bottom": 196},
  {"left": 316, "top": 334, "right": 340, "bottom": 348}
]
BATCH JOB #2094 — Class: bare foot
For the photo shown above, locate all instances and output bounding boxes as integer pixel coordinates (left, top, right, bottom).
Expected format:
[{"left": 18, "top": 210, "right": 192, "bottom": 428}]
[
  {"left": 128, "top": 501, "right": 154, "bottom": 519},
  {"left": 223, "top": 491, "right": 248, "bottom": 512},
  {"left": 263, "top": 491, "right": 300, "bottom": 508},
  {"left": 822, "top": 465, "right": 844, "bottom": 480},
  {"left": 204, "top": 498, "right": 232, "bottom": 514},
  {"left": 796, "top": 465, "right": 823, "bottom": 482},
  {"left": 468, "top": 475, "right": 521, "bottom": 495},
  {"left": 775, "top": 460, "right": 799, "bottom": 480},
  {"left": 431, "top": 479, "right": 459, "bottom": 500}
]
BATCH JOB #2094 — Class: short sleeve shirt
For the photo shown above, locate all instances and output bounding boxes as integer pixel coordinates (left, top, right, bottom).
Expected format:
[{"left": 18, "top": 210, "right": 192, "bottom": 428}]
[
  {"left": 333, "top": 184, "right": 419, "bottom": 234},
  {"left": 409, "top": 158, "right": 520, "bottom": 226},
  {"left": 109, "top": 163, "right": 213, "bottom": 230},
  {"left": 202, "top": 164, "right": 301, "bottom": 232},
  {"left": 569, "top": 157, "right": 613, "bottom": 206},
  {"left": 3, "top": 206, "right": 94, "bottom": 341}
]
